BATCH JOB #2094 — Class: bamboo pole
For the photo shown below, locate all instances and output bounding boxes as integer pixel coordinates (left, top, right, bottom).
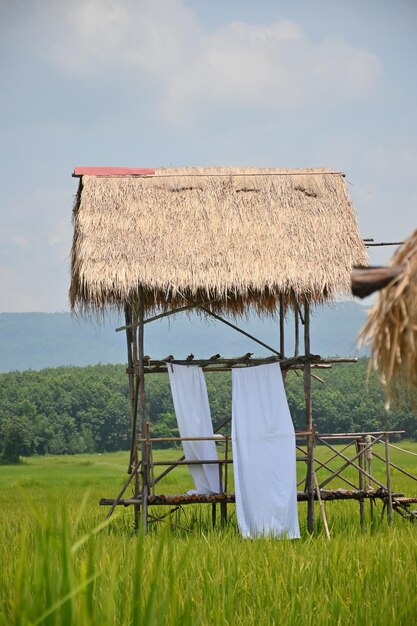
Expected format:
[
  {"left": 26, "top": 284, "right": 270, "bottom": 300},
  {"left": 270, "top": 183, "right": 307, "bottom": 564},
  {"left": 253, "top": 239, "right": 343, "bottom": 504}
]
[
  {"left": 116, "top": 301, "right": 213, "bottom": 332},
  {"left": 363, "top": 434, "right": 374, "bottom": 521},
  {"left": 151, "top": 415, "right": 233, "bottom": 487},
  {"left": 105, "top": 463, "right": 139, "bottom": 519},
  {"left": 125, "top": 305, "right": 136, "bottom": 473},
  {"left": 313, "top": 471, "right": 330, "bottom": 540},
  {"left": 372, "top": 450, "right": 417, "bottom": 483},
  {"left": 294, "top": 302, "right": 300, "bottom": 357},
  {"left": 317, "top": 430, "right": 404, "bottom": 438},
  {"left": 199, "top": 306, "right": 282, "bottom": 357},
  {"left": 132, "top": 308, "right": 141, "bottom": 530},
  {"left": 279, "top": 293, "right": 285, "bottom": 358},
  {"left": 318, "top": 436, "right": 386, "bottom": 489},
  {"left": 218, "top": 434, "right": 227, "bottom": 525},
  {"left": 125, "top": 303, "right": 141, "bottom": 530},
  {"left": 356, "top": 439, "right": 365, "bottom": 527},
  {"left": 211, "top": 503, "right": 217, "bottom": 528},
  {"left": 151, "top": 459, "right": 231, "bottom": 466},
  {"left": 384, "top": 433, "right": 393, "bottom": 524},
  {"left": 304, "top": 299, "right": 315, "bottom": 533},
  {"left": 138, "top": 287, "right": 148, "bottom": 534}
]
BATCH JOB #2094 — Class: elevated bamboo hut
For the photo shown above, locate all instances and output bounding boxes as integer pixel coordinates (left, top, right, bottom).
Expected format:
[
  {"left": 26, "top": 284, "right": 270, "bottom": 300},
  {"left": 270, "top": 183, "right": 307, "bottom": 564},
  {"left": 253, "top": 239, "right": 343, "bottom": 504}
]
[
  {"left": 357, "top": 229, "right": 417, "bottom": 406},
  {"left": 70, "top": 166, "right": 370, "bottom": 533}
]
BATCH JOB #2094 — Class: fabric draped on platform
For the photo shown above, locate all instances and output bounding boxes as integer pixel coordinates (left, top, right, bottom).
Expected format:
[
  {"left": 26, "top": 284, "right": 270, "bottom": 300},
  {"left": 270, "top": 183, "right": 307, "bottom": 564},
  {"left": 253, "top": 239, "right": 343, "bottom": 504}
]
[
  {"left": 232, "top": 362, "right": 300, "bottom": 539},
  {"left": 168, "top": 364, "right": 220, "bottom": 494}
]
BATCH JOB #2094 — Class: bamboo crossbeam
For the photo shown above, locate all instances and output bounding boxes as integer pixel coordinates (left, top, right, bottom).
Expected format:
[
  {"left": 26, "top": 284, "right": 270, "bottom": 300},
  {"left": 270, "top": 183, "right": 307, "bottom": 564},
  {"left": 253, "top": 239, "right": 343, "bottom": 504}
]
[
  {"left": 152, "top": 459, "right": 233, "bottom": 466},
  {"left": 371, "top": 450, "right": 417, "bottom": 484},
  {"left": 151, "top": 415, "right": 233, "bottom": 487},
  {"left": 115, "top": 301, "right": 216, "bottom": 332},
  {"left": 105, "top": 463, "right": 139, "bottom": 519},
  {"left": 138, "top": 435, "right": 229, "bottom": 443},
  {"left": 365, "top": 241, "right": 404, "bottom": 247},
  {"left": 199, "top": 306, "right": 282, "bottom": 357},
  {"left": 141, "top": 430, "right": 312, "bottom": 444},
  {"left": 393, "top": 497, "right": 417, "bottom": 505},
  {"left": 317, "top": 431, "right": 404, "bottom": 438},
  {"left": 150, "top": 457, "right": 308, "bottom": 466},
  {"left": 135, "top": 354, "right": 356, "bottom": 368},
  {"left": 388, "top": 442, "right": 417, "bottom": 458},
  {"left": 318, "top": 436, "right": 386, "bottom": 490},
  {"left": 314, "top": 456, "right": 357, "bottom": 490},
  {"left": 127, "top": 355, "right": 356, "bottom": 375}
]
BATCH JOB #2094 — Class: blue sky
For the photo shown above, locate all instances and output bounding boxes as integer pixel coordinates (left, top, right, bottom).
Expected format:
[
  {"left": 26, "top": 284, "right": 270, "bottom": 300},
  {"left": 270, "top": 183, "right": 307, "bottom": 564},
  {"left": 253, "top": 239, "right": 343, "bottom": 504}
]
[{"left": 1, "top": 0, "right": 416, "bottom": 312}]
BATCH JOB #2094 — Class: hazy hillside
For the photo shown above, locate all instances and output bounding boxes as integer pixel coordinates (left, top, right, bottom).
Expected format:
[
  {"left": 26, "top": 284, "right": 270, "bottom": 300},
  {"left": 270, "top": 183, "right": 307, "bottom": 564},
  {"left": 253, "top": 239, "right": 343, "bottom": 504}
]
[{"left": 0, "top": 302, "right": 369, "bottom": 372}]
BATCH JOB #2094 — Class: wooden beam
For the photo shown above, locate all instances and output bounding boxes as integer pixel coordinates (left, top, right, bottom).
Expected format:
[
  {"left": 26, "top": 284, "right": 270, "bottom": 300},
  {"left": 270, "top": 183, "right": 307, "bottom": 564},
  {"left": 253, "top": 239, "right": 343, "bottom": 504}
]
[{"left": 351, "top": 265, "right": 404, "bottom": 298}]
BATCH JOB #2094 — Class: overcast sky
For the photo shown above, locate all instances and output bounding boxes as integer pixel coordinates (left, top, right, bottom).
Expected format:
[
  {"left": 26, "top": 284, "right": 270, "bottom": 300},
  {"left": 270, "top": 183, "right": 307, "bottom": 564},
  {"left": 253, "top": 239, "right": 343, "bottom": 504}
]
[{"left": 1, "top": 0, "right": 416, "bottom": 312}]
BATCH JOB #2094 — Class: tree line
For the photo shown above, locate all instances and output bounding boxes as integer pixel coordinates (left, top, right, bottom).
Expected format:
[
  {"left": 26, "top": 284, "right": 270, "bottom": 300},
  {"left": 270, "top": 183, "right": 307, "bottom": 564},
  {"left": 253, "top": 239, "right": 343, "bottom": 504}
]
[{"left": 0, "top": 360, "right": 416, "bottom": 462}]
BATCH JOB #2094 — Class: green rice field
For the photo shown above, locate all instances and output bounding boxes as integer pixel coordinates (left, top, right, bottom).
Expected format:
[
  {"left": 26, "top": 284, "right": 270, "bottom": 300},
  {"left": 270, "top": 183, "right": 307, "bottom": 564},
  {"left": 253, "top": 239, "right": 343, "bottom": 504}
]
[{"left": 1, "top": 443, "right": 417, "bottom": 625}]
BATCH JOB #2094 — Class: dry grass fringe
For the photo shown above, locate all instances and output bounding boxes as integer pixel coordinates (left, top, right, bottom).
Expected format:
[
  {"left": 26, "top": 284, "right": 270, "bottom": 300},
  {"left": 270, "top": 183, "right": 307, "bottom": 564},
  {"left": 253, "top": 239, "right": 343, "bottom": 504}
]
[
  {"left": 360, "top": 229, "right": 417, "bottom": 406},
  {"left": 70, "top": 166, "right": 368, "bottom": 316}
]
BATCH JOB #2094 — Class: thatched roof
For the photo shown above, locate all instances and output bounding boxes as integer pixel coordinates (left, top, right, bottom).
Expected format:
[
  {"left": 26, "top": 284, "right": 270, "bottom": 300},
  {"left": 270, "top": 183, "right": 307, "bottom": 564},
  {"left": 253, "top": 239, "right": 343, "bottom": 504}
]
[
  {"left": 360, "top": 229, "right": 417, "bottom": 403},
  {"left": 70, "top": 166, "right": 367, "bottom": 315}
]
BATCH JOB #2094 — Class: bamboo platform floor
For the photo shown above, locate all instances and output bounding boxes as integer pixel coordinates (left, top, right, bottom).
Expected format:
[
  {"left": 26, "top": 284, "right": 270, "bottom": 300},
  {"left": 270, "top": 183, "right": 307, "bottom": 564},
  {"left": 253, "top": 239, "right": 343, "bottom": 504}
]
[{"left": 100, "top": 487, "right": 404, "bottom": 508}]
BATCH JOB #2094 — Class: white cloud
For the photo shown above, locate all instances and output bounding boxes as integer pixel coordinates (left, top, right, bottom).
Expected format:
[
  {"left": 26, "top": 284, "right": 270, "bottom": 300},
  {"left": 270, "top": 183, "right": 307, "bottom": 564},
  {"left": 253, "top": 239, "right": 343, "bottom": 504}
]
[{"left": 16, "top": 0, "right": 382, "bottom": 121}]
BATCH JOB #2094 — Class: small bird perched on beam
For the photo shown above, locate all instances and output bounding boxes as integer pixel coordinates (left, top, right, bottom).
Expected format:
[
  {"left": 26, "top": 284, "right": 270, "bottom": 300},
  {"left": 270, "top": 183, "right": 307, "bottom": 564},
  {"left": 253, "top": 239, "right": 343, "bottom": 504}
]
[
  {"left": 186, "top": 353, "right": 194, "bottom": 361},
  {"left": 162, "top": 355, "right": 174, "bottom": 362},
  {"left": 210, "top": 353, "right": 221, "bottom": 360}
]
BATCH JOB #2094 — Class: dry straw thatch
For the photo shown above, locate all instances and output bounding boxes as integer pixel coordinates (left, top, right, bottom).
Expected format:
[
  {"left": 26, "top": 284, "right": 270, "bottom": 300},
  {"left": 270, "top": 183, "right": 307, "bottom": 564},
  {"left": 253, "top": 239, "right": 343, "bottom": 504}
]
[
  {"left": 70, "top": 166, "right": 367, "bottom": 315},
  {"left": 360, "top": 229, "right": 417, "bottom": 404}
]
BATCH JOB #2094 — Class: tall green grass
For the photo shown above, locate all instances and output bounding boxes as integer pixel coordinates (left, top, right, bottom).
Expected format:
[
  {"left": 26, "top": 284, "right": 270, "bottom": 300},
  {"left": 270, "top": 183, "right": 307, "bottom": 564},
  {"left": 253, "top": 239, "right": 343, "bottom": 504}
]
[{"left": 1, "top": 448, "right": 417, "bottom": 625}]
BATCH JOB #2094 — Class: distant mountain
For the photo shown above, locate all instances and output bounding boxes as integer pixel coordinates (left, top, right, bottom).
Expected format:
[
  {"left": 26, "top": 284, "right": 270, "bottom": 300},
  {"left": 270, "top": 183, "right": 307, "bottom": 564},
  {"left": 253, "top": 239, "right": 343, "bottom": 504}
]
[{"left": 0, "top": 302, "right": 369, "bottom": 373}]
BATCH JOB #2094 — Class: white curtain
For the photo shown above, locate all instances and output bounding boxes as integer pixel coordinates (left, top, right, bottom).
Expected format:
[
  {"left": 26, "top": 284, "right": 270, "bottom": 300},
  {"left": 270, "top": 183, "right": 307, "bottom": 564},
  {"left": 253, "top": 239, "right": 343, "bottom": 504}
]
[
  {"left": 232, "top": 363, "right": 300, "bottom": 538},
  {"left": 168, "top": 364, "right": 220, "bottom": 494}
]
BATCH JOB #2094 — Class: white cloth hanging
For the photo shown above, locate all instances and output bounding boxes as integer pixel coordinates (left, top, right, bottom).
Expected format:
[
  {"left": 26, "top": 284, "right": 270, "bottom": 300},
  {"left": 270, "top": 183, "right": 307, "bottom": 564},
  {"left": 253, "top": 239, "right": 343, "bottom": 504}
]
[
  {"left": 168, "top": 364, "right": 220, "bottom": 494},
  {"left": 232, "top": 362, "right": 300, "bottom": 539}
]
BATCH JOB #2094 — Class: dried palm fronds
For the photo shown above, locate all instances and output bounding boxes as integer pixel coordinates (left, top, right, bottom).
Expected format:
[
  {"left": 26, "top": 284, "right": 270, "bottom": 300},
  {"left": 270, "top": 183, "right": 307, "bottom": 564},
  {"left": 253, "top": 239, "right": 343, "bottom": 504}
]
[{"left": 360, "top": 229, "right": 417, "bottom": 406}]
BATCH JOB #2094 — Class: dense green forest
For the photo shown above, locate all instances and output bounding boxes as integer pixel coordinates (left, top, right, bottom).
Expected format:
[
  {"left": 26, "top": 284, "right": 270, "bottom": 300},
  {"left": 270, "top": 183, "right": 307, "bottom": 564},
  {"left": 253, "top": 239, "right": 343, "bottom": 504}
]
[{"left": 0, "top": 360, "right": 416, "bottom": 462}]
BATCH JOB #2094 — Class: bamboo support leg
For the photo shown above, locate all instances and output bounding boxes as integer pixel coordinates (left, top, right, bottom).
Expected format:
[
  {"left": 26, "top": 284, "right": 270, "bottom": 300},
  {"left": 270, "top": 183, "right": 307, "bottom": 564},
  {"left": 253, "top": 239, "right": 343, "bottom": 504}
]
[
  {"left": 356, "top": 439, "right": 365, "bottom": 528},
  {"left": 364, "top": 434, "right": 374, "bottom": 521},
  {"left": 306, "top": 433, "right": 315, "bottom": 533},
  {"left": 137, "top": 289, "right": 148, "bottom": 534},
  {"left": 211, "top": 503, "right": 217, "bottom": 528},
  {"left": 220, "top": 502, "right": 227, "bottom": 527},
  {"left": 304, "top": 300, "right": 315, "bottom": 533},
  {"left": 384, "top": 433, "right": 393, "bottom": 524}
]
